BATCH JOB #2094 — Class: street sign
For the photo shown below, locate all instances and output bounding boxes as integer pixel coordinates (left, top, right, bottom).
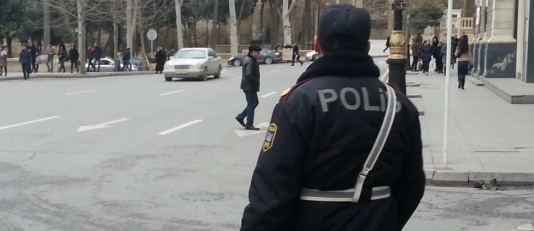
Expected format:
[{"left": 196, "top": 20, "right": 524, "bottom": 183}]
[
  {"left": 147, "top": 29, "right": 158, "bottom": 41},
  {"left": 254, "top": 30, "right": 264, "bottom": 39}
]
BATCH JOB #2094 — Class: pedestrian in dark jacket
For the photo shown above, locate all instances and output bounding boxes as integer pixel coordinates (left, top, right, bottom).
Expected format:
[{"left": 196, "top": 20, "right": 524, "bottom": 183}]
[
  {"left": 93, "top": 43, "right": 103, "bottom": 72},
  {"left": 86, "top": 45, "right": 95, "bottom": 72},
  {"left": 57, "top": 44, "right": 68, "bottom": 73},
  {"left": 240, "top": 5, "right": 424, "bottom": 231},
  {"left": 122, "top": 48, "right": 131, "bottom": 71},
  {"left": 235, "top": 44, "right": 262, "bottom": 130},
  {"left": 420, "top": 41, "right": 433, "bottom": 75},
  {"left": 19, "top": 45, "right": 33, "bottom": 79},
  {"left": 291, "top": 42, "right": 303, "bottom": 66},
  {"left": 70, "top": 45, "right": 80, "bottom": 73},
  {"left": 155, "top": 47, "right": 166, "bottom": 74}
]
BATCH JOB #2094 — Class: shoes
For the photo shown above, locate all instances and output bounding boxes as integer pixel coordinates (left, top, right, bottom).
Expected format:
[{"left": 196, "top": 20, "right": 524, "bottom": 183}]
[
  {"left": 245, "top": 126, "right": 260, "bottom": 131},
  {"left": 235, "top": 116, "right": 245, "bottom": 127}
]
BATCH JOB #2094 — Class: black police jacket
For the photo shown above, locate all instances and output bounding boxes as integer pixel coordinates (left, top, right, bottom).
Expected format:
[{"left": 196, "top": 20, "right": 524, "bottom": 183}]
[
  {"left": 240, "top": 51, "right": 425, "bottom": 231},
  {"left": 241, "top": 55, "right": 260, "bottom": 92}
]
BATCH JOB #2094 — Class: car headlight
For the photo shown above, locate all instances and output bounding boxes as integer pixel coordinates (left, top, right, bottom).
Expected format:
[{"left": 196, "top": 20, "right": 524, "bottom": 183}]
[{"left": 190, "top": 63, "right": 203, "bottom": 69}]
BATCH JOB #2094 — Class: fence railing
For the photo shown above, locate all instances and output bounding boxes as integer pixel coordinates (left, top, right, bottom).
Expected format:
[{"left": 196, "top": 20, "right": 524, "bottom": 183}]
[{"left": 440, "top": 17, "right": 474, "bottom": 30}]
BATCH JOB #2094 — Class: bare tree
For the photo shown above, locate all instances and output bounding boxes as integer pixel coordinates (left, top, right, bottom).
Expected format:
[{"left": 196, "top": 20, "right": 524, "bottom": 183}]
[
  {"left": 43, "top": 0, "right": 51, "bottom": 46},
  {"left": 280, "top": 0, "right": 297, "bottom": 45},
  {"left": 229, "top": 0, "right": 238, "bottom": 56},
  {"left": 175, "top": 0, "right": 184, "bottom": 49},
  {"left": 126, "top": 0, "right": 134, "bottom": 50},
  {"left": 210, "top": 0, "right": 220, "bottom": 49}
]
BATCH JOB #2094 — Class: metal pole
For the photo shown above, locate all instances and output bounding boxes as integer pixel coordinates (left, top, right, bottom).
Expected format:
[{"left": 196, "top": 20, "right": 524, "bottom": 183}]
[
  {"left": 443, "top": 0, "right": 453, "bottom": 165},
  {"left": 151, "top": 40, "right": 154, "bottom": 58},
  {"left": 387, "top": 1, "right": 407, "bottom": 94}
]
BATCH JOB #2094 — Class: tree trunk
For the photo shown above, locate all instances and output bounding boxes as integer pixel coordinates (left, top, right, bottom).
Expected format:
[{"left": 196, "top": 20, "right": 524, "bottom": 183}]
[
  {"left": 126, "top": 0, "right": 134, "bottom": 51},
  {"left": 77, "top": 0, "right": 87, "bottom": 74},
  {"left": 193, "top": 19, "right": 198, "bottom": 47},
  {"left": 301, "top": 0, "right": 311, "bottom": 49},
  {"left": 210, "top": 0, "right": 219, "bottom": 49},
  {"left": 175, "top": 0, "right": 184, "bottom": 49},
  {"left": 6, "top": 37, "right": 12, "bottom": 58},
  {"left": 139, "top": 31, "right": 148, "bottom": 70},
  {"left": 260, "top": 0, "right": 265, "bottom": 32},
  {"left": 43, "top": 0, "right": 51, "bottom": 47},
  {"left": 113, "top": 20, "right": 119, "bottom": 72},
  {"left": 163, "top": 26, "right": 171, "bottom": 48},
  {"left": 282, "top": 0, "right": 296, "bottom": 45},
  {"left": 132, "top": 0, "right": 139, "bottom": 56},
  {"left": 205, "top": 20, "right": 209, "bottom": 47},
  {"left": 229, "top": 0, "right": 239, "bottom": 56},
  {"left": 97, "top": 24, "right": 102, "bottom": 46},
  {"left": 236, "top": 0, "right": 246, "bottom": 44}
]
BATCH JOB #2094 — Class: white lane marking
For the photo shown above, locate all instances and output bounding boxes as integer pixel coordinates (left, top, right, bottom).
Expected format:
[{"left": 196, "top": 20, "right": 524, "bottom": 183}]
[
  {"left": 158, "top": 120, "right": 202, "bottom": 135},
  {"left": 77, "top": 118, "right": 130, "bottom": 132},
  {"left": 66, "top": 89, "right": 98, "bottom": 95},
  {"left": 261, "top": 92, "right": 277, "bottom": 98},
  {"left": 0, "top": 116, "right": 61, "bottom": 131},
  {"left": 230, "top": 77, "right": 241, "bottom": 81},
  {"left": 159, "top": 90, "right": 184, "bottom": 96}
]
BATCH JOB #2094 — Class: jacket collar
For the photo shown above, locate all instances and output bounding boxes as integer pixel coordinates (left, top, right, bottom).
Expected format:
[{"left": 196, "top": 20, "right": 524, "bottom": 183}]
[
  {"left": 247, "top": 54, "right": 257, "bottom": 61},
  {"left": 297, "top": 51, "right": 381, "bottom": 83}
]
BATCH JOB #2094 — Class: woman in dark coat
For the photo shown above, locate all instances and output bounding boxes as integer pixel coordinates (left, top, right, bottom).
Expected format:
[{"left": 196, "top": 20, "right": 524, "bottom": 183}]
[
  {"left": 69, "top": 45, "right": 80, "bottom": 73},
  {"left": 420, "top": 40, "right": 433, "bottom": 75},
  {"left": 155, "top": 47, "right": 166, "bottom": 74}
]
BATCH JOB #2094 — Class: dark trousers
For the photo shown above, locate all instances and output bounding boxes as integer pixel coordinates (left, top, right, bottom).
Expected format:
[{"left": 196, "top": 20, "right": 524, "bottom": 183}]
[
  {"left": 436, "top": 55, "right": 443, "bottom": 72},
  {"left": 457, "top": 61, "right": 469, "bottom": 83},
  {"left": 87, "top": 58, "right": 96, "bottom": 71},
  {"left": 292, "top": 54, "right": 303, "bottom": 66},
  {"left": 422, "top": 60, "right": 430, "bottom": 73},
  {"left": 59, "top": 61, "right": 66, "bottom": 72},
  {"left": 0, "top": 66, "right": 6, "bottom": 76},
  {"left": 237, "top": 91, "right": 259, "bottom": 127},
  {"left": 71, "top": 61, "right": 79, "bottom": 73},
  {"left": 411, "top": 56, "right": 419, "bottom": 71},
  {"left": 22, "top": 63, "right": 31, "bottom": 78}
]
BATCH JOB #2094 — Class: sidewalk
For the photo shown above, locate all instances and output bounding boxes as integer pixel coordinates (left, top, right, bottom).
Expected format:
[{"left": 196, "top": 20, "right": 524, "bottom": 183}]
[
  {"left": 406, "top": 71, "right": 534, "bottom": 187},
  {"left": 0, "top": 71, "right": 154, "bottom": 81}
]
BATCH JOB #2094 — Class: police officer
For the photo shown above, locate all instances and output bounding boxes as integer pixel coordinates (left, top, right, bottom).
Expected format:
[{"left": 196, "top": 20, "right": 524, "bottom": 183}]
[{"left": 240, "top": 4, "right": 425, "bottom": 231}]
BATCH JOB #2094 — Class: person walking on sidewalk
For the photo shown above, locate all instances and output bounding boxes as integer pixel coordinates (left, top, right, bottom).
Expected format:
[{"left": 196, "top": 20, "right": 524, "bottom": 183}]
[
  {"left": 235, "top": 45, "right": 262, "bottom": 131},
  {"left": 420, "top": 41, "right": 432, "bottom": 75},
  {"left": 19, "top": 45, "right": 33, "bottom": 80},
  {"left": 455, "top": 42, "right": 472, "bottom": 89},
  {"left": 0, "top": 45, "right": 7, "bottom": 77},
  {"left": 291, "top": 42, "right": 303, "bottom": 66},
  {"left": 69, "top": 45, "right": 80, "bottom": 73},
  {"left": 57, "top": 45, "right": 68, "bottom": 73},
  {"left": 240, "top": 5, "right": 425, "bottom": 231},
  {"left": 45, "top": 44, "right": 56, "bottom": 73},
  {"left": 410, "top": 37, "right": 421, "bottom": 72}
]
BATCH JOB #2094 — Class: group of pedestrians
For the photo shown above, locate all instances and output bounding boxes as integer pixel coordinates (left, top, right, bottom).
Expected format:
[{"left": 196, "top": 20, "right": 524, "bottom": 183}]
[
  {"left": 237, "top": 4, "right": 425, "bottom": 231},
  {"left": 410, "top": 35, "right": 472, "bottom": 89}
]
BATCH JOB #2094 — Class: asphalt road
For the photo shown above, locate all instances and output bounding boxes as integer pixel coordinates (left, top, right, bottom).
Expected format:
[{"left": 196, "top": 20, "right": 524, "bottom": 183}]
[{"left": 1, "top": 58, "right": 532, "bottom": 231}]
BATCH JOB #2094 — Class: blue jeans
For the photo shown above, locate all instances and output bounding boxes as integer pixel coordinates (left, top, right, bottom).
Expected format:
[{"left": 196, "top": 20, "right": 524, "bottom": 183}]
[
  {"left": 457, "top": 61, "right": 469, "bottom": 83},
  {"left": 237, "top": 91, "right": 259, "bottom": 127},
  {"left": 122, "top": 60, "right": 131, "bottom": 71},
  {"left": 46, "top": 57, "right": 54, "bottom": 72}
]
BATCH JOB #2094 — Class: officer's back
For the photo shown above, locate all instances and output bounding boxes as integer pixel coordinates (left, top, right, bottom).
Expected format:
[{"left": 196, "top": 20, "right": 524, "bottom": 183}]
[{"left": 240, "top": 4, "right": 425, "bottom": 231}]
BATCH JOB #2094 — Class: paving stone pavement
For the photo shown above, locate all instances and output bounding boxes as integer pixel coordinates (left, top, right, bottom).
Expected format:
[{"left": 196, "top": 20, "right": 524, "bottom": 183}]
[{"left": 405, "top": 70, "right": 534, "bottom": 186}]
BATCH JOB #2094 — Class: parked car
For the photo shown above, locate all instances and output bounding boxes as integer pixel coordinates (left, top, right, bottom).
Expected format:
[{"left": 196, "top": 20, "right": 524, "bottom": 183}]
[
  {"left": 305, "top": 51, "right": 318, "bottom": 61},
  {"left": 228, "top": 49, "right": 282, "bottom": 66},
  {"left": 85, "top": 57, "right": 138, "bottom": 72},
  {"left": 163, "top": 48, "right": 223, "bottom": 81}
]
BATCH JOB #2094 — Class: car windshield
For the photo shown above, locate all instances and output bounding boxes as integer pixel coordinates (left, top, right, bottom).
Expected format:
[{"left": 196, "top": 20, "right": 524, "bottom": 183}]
[{"left": 174, "top": 50, "right": 206, "bottom": 59}]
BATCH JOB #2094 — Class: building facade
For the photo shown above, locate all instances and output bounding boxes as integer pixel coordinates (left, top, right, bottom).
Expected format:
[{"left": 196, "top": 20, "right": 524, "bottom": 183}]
[{"left": 472, "top": 0, "right": 533, "bottom": 83}]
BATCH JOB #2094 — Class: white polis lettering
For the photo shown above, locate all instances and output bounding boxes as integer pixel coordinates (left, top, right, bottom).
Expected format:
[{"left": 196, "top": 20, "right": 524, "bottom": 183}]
[
  {"left": 378, "top": 88, "right": 386, "bottom": 111},
  {"left": 340, "top": 87, "right": 361, "bottom": 110},
  {"left": 318, "top": 87, "right": 402, "bottom": 113},
  {"left": 318, "top": 89, "right": 338, "bottom": 112},
  {"left": 362, "top": 87, "right": 380, "bottom": 111}
]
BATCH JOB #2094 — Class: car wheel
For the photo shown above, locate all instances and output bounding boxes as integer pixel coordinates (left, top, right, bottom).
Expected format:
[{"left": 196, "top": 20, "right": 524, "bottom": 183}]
[
  {"left": 312, "top": 54, "right": 317, "bottom": 61},
  {"left": 214, "top": 65, "right": 222, "bottom": 78},
  {"left": 265, "top": 57, "right": 273, "bottom": 65},
  {"left": 199, "top": 67, "right": 208, "bottom": 81},
  {"left": 165, "top": 76, "right": 172, "bottom": 81},
  {"left": 233, "top": 59, "right": 242, "bottom": 66}
]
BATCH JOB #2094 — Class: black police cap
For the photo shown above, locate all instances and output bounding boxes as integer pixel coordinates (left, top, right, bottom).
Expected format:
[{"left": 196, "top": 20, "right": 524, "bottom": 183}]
[{"left": 318, "top": 4, "right": 371, "bottom": 47}]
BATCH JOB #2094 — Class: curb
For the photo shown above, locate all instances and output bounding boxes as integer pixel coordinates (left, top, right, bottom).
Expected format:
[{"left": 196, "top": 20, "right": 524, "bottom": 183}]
[
  {"left": 467, "top": 76, "right": 485, "bottom": 86},
  {"left": 424, "top": 169, "right": 534, "bottom": 187},
  {"left": 0, "top": 71, "right": 155, "bottom": 81}
]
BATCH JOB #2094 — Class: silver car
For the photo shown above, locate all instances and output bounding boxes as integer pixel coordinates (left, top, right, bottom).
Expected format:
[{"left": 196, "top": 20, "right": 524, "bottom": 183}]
[
  {"left": 163, "top": 48, "right": 223, "bottom": 81},
  {"left": 84, "top": 57, "right": 138, "bottom": 72}
]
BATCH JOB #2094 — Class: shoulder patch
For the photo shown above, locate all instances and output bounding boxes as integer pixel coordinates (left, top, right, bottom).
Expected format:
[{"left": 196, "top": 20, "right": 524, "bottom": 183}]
[
  {"left": 262, "top": 123, "right": 278, "bottom": 152},
  {"left": 280, "top": 88, "right": 291, "bottom": 97}
]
